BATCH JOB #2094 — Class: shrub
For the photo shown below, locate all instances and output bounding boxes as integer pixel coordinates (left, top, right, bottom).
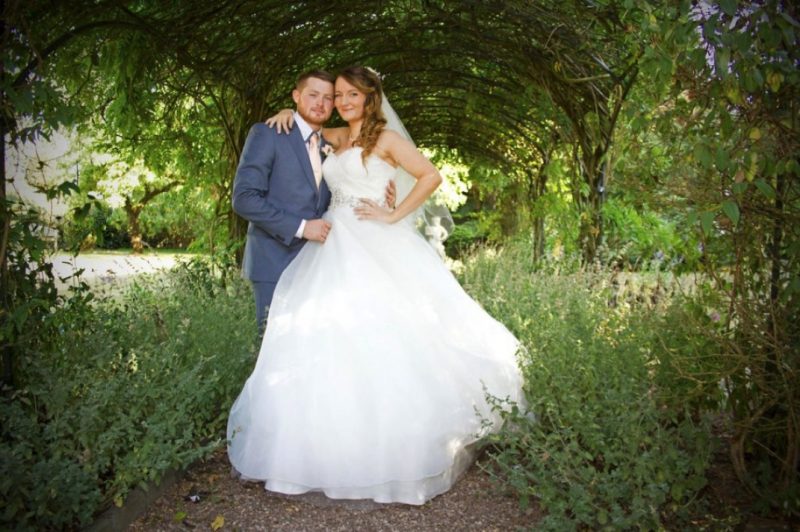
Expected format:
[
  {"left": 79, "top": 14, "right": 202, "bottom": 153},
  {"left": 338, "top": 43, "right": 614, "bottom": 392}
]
[
  {"left": 602, "top": 198, "right": 700, "bottom": 271},
  {"left": 462, "top": 240, "right": 714, "bottom": 530},
  {"left": 61, "top": 201, "right": 130, "bottom": 251},
  {"left": 1, "top": 257, "right": 255, "bottom": 530},
  {"left": 445, "top": 218, "right": 487, "bottom": 259}
]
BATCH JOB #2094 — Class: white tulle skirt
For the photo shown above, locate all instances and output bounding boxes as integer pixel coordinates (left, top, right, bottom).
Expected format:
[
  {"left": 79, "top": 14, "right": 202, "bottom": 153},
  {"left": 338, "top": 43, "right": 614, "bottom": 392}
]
[{"left": 227, "top": 205, "right": 523, "bottom": 505}]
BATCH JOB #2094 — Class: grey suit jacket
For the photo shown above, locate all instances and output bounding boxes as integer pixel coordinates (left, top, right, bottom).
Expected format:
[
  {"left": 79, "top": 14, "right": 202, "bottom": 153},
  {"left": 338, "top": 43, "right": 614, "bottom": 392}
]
[{"left": 232, "top": 123, "right": 331, "bottom": 283}]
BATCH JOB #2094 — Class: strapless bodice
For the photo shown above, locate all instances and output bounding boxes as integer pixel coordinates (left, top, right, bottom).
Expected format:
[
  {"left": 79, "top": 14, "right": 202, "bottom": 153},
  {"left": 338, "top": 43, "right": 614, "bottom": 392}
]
[{"left": 322, "top": 147, "right": 396, "bottom": 209}]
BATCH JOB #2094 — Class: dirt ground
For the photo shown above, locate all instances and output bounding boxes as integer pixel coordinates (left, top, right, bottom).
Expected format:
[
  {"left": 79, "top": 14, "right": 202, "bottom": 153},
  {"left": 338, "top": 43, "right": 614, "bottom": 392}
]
[
  {"left": 128, "top": 441, "right": 799, "bottom": 532},
  {"left": 129, "top": 448, "right": 539, "bottom": 531}
]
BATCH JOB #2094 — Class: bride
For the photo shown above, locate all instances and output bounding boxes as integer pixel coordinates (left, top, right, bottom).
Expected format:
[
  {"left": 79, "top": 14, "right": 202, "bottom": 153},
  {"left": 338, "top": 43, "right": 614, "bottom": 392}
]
[{"left": 227, "top": 66, "right": 524, "bottom": 505}]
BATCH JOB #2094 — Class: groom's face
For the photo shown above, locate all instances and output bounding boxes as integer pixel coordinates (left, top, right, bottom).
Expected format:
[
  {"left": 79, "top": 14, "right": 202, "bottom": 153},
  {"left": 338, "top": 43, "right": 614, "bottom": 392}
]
[{"left": 293, "top": 77, "right": 334, "bottom": 129}]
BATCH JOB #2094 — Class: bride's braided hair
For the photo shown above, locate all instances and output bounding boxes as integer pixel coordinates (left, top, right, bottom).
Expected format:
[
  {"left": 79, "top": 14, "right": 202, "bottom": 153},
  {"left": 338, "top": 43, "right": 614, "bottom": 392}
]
[{"left": 338, "top": 66, "right": 386, "bottom": 164}]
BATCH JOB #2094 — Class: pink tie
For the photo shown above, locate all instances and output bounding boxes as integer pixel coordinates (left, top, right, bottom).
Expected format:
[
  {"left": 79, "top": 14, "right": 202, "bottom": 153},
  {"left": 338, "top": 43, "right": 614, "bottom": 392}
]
[{"left": 308, "top": 133, "right": 322, "bottom": 188}]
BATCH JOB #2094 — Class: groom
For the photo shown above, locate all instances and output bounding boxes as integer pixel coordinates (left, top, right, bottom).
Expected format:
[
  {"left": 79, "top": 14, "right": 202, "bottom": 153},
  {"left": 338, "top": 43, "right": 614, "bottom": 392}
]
[{"left": 232, "top": 70, "right": 336, "bottom": 334}]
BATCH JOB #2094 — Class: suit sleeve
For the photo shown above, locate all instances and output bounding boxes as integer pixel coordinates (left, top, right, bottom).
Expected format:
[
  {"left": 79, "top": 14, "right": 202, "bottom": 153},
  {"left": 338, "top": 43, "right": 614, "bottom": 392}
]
[{"left": 232, "top": 124, "right": 303, "bottom": 246}]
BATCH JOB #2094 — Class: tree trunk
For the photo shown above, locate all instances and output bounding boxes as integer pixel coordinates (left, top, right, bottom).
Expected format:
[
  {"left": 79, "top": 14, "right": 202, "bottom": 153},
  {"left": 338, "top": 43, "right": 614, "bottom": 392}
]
[
  {"left": 577, "top": 149, "right": 605, "bottom": 264},
  {"left": 766, "top": 169, "right": 796, "bottom": 488},
  {"left": 529, "top": 159, "right": 549, "bottom": 262},
  {"left": 768, "top": 171, "right": 785, "bottom": 309},
  {"left": 532, "top": 215, "right": 545, "bottom": 260},
  {"left": 578, "top": 203, "right": 603, "bottom": 264},
  {"left": 122, "top": 182, "right": 181, "bottom": 254},
  {"left": 125, "top": 204, "right": 144, "bottom": 254}
]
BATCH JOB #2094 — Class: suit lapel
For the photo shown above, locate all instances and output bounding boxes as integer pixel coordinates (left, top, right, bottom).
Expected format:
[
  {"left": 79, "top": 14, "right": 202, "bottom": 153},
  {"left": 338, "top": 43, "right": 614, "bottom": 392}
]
[
  {"left": 318, "top": 137, "right": 332, "bottom": 207},
  {"left": 289, "top": 127, "right": 319, "bottom": 196}
]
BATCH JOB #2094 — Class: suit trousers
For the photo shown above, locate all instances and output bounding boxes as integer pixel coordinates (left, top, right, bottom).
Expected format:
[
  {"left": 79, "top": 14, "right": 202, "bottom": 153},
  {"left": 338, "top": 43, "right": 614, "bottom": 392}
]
[{"left": 252, "top": 280, "right": 278, "bottom": 336}]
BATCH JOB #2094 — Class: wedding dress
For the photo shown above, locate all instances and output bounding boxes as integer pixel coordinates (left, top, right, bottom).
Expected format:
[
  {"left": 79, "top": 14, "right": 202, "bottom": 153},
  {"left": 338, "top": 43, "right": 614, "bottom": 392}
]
[{"left": 227, "top": 147, "right": 524, "bottom": 505}]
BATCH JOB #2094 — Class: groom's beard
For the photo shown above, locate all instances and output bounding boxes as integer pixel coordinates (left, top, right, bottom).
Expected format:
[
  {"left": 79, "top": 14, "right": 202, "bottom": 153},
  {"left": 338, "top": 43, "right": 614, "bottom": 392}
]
[{"left": 298, "top": 108, "right": 330, "bottom": 129}]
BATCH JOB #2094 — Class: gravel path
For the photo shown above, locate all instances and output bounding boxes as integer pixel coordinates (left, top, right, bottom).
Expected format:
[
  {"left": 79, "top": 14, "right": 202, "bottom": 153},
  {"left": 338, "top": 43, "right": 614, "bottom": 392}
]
[
  {"left": 129, "top": 448, "right": 539, "bottom": 531},
  {"left": 48, "top": 252, "right": 190, "bottom": 292}
]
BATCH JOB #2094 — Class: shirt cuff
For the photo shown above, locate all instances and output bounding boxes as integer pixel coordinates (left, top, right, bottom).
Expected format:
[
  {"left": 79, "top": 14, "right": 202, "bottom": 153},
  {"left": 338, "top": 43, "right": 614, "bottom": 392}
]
[{"left": 295, "top": 219, "right": 307, "bottom": 239}]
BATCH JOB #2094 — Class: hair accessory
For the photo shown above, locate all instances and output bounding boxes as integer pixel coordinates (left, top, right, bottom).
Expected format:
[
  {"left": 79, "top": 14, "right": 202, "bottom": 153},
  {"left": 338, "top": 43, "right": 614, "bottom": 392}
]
[{"left": 365, "top": 66, "right": 384, "bottom": 80}]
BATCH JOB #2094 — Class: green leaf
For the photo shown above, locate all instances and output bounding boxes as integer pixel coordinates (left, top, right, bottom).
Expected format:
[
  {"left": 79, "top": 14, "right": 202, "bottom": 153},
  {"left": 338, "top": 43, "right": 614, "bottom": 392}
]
[
  {"left": 700, "top": 211, "right": 715, "bottom": 235},
  {"left": 722, "top": 200, "right": 740, "bottom": 225},
  {"left": 72, "top": 203, "right": 92, "bottom": 221},
  {"left": 750, "top": 67, "right": 764, "bottom": 88},
  {"left": 715, "top": 147, "right": 729, "bottom": 171},
  {"left": 754, "top": 178, "right": 775, "bottom": 199},
  {"left": 719, "top": 0, "right": 737, "bottom": 17},
  {"left": 720, "top": 113, "right": 734, "bottom": 136},
  {"left": 631, "top": 114, "right": 648, "bottom": 132},
  {"left": 693, "top": 144, "right": 712, "bottom": 169},
  {"left": 59, "top": 180, "right": 80, "bottom": 195},
  {"left": 725, "top": 85, "right": 743, "bottom": 105},
  {"left": 743, "top": 70, "right": 759, "bottom": 92},
  {"left": 781, "top": 25, "right": 795, "bottom": 47},
  {"left": 767, "top": 71, "right": 783, "bottom": 92},
  {"left": 715, "top": 49, "right": 730, "bottom": 77},
  {"left": 788, "top": 276, "right": 800, "bottom": 296},
  {"left": 759, "top": 22, "right": 783, "bottom": 48},
  {"left": 781, "top": 12, "right": 800, "bottom": 28},
  {"left": 732, "top": 181, "right": 748, "bottom": 195},
  {"left": 745, "top": 152, "right": 759, "bottom": 180}
]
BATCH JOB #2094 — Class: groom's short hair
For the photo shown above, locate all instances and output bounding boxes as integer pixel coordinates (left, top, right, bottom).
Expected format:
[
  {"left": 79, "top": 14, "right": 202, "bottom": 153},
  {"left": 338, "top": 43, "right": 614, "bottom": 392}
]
[{"left": 296, "top": 69, "right": 335, "bottom": 90}]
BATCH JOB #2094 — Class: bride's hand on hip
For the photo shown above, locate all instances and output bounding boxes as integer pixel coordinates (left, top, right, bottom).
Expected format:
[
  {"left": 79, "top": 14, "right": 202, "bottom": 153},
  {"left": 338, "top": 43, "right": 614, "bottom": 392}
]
[
  {"left": 355, "top": 199, "right": 395, "bottom": 223},
  {"left": 384, "top": 180, "right": 396, "bottom": 209},
  {"left": 265, "top": 109, "right": 294, "bottom": 134}
]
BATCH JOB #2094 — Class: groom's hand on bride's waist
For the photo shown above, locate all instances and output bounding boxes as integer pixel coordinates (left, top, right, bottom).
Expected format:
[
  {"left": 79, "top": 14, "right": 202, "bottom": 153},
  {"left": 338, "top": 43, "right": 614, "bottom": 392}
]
[{"left": 303, "top": 219, "right": 332, "bottom": 243}]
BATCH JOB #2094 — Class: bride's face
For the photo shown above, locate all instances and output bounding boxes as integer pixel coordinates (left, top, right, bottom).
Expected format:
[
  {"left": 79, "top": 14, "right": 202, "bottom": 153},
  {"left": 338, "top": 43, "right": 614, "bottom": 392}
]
[{"left": 334, "top": 77, "right": 366, "bottom": 122}]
